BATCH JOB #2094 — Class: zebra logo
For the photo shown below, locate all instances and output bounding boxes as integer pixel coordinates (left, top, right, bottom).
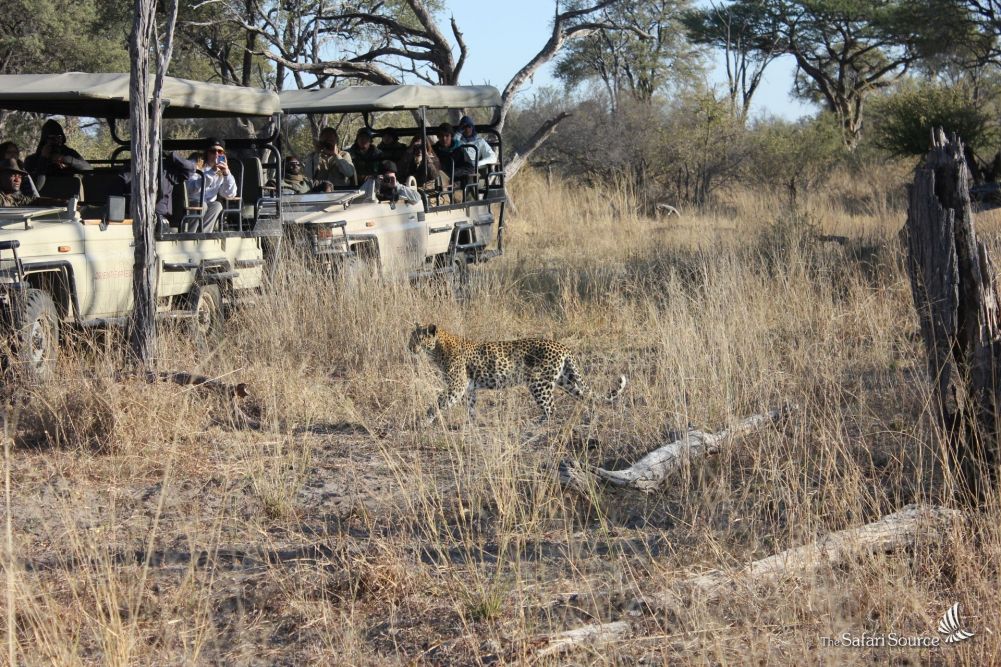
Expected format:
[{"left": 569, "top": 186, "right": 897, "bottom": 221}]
[{"left": 938, "top": 603, "right": 974, "bottom": 644}]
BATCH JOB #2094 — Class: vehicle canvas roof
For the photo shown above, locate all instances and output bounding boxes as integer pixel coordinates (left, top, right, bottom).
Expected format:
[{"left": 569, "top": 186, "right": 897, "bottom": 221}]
[
  {"left": 278, "top": 85, "right": 502, "bottom": 114},
  {"left": 0, "top": 73, "right": 281, "bottom": 118}
]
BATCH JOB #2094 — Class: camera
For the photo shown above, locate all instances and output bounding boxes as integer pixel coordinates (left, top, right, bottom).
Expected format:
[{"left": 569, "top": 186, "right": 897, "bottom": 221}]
[{"left": 377, "top": 176, "right": 397, "bottom": 200}]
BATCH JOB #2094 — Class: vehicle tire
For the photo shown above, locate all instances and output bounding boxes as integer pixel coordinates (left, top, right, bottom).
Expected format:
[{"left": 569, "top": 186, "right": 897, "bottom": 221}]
[
  {"left": 187, "top": 283, "right": 224, "bottom": 349},
  {"left": 11, "top": 288, "right": 59, "bottom": 382},
  {"left": 450, "top": 255, "right": 471, "bottom": 302},
  {"left": 337, "top": 254, "right": 366, "bottom": 283}
]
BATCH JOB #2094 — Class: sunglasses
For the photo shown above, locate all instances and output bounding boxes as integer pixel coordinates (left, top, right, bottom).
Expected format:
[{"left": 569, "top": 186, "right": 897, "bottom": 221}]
[
  {"left": 210, "top": 148, "right": 225, "bottom": 154},
  {"left": 287, "top": 162, "right": 301, "bottom": 167}
]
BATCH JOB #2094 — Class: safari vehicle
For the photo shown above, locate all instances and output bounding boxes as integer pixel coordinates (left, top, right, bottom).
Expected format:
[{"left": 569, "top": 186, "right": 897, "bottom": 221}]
[
  {"left": 277, "top": 85, "right": 507, "bottom": 282},
  {"left": 0, "top": 72, "right": 284, "bottom": 379}
]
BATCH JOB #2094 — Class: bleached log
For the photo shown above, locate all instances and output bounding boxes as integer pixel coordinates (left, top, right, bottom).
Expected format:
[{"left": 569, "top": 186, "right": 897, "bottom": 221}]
[
  {"left": 559, "top": 405, "right": 793, "bottom": 493},
  {"left": 530, "top": 621, "right": 631, "bottom": 658},
  {"left": 673, "top": 504, "right": 962, "bottom": 602}
]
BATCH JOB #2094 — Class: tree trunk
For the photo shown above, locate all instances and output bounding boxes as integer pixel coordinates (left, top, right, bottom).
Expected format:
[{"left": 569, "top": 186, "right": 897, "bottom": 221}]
[
  {"left": 128, "top": 0, "right": 158, "bottom": 367},
  {"left": 504, "top": 111, "right": 571, "bottom": 182},
  {"left": 128, "top": 0, "right": 178, "bottom": 368},
  {"left": 902, "top": 129, "right": 1001, "bottom": 505}
]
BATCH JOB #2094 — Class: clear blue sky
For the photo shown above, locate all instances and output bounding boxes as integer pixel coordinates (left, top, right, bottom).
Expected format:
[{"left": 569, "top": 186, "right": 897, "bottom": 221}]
[{"left": 446, "top": 0, "right": 815, "bottom": 121}]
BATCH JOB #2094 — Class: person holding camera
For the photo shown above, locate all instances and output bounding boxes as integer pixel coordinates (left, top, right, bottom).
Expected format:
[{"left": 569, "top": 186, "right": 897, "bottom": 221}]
[
  {"left": 184, "top": 137, "right": 237, "bottom": 232},
  {"left": 399, "top": 136, "right": 445, "bottom": 191},
  {"left": 305, "top": 127, "right": 355, "bottom": 187},
  {"left": 361, "top": 160, "right": 420, "bottom": 206},
  {"left": 24, "top": 119, "right": 93, "bottom": 181},
  {"left": 349, "top": 127, "right": 383, "bottom": 181}
]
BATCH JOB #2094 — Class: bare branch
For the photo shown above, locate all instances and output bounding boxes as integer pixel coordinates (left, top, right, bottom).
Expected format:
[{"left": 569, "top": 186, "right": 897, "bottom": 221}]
[{"left": 504, "top": 111, "right": 571, "bottom": 181}]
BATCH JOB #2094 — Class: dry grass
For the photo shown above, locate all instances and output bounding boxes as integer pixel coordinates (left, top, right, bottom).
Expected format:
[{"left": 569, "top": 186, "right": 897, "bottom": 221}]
[{"left": 0, "top": 162, "right": 999, "bottom": 665}]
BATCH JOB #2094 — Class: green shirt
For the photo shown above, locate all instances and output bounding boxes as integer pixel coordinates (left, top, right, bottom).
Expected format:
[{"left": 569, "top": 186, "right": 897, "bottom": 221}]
[{"left": 0, "top": 191, "right": 34, "bottom": 207}]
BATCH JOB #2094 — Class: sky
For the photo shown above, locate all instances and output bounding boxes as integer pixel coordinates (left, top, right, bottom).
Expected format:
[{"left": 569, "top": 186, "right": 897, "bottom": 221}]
[{"left": 445, "top": 0, "right": 816, "bottom": 121}]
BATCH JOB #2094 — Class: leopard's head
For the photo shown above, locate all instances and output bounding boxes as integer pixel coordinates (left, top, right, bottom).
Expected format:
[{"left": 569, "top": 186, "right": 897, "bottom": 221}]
[{"left": 408, "top": 323, "right": 438, "bottom": 353}]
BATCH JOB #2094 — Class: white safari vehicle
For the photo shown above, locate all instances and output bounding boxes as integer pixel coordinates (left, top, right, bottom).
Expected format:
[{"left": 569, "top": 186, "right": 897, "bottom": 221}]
[
  {"left": 278, "top": 85, "right": 507, "bottom": 282},
  {"left": 0, "top": 73, "right": 283, "bottom": 379}
]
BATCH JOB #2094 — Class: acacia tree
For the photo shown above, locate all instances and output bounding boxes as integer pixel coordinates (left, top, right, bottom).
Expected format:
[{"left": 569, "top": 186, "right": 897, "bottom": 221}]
[
  {"left": 682, "top": 0, "right": 783, "bottom": 123},
  {"left": 554, "top": 0, "right": 702, "bottom": 112},
  {"left": 720, "top": 0, "right": 953, "bottom": 148},
  {"left": 128, "top": 0, "right": 179, "bottom": 367}
]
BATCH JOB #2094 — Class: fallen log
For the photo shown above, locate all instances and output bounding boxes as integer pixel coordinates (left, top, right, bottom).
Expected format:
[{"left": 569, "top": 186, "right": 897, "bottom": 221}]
[
  {"left": 660, "top": 504, "right": 962, "bottom": 605},
  {"left": 528, "top": 621, "right": 631, "bottom": 659},
  {"left": 559, "top": 405, "right": 793, "bottom": 493}
]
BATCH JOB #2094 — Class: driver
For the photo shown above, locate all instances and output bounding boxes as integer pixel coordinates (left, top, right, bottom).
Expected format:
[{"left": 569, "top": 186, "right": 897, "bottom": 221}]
[
  {"left": 361, "top": 160, "right": 420, "bottom": 205},
  {"left": 0, "top": 159, "right": 36, "bottom": 207}
]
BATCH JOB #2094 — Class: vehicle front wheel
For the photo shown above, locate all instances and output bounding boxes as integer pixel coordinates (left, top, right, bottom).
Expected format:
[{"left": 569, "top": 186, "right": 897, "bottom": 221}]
[
  {"left": 11, "top": 288, "right": 59, "bottom": 382},
  {"left": 187, "top": 283, "right": 224, "bottom": 350}
]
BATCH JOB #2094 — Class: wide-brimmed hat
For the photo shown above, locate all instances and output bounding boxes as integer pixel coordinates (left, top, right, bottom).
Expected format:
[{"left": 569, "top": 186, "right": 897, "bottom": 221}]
[{"left": 0, "top": 158, "right": 27, "bottom": 175}]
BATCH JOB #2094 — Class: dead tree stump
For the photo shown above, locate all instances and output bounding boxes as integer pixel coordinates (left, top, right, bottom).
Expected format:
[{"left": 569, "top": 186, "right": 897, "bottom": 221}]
[{"left": 903, "top": 129, "right": 1001, "bottom": 504}]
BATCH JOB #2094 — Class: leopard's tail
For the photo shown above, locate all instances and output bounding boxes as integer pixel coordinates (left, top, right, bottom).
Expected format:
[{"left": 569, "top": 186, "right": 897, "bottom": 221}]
[{"left": 563, "top": 356, "right": 627, "bottom": 403}]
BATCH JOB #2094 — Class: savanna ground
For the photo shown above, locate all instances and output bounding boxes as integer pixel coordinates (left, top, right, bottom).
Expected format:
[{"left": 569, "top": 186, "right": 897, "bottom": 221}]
[{"left": 1, "top": 165, "right": 1000, "bottom": 665}]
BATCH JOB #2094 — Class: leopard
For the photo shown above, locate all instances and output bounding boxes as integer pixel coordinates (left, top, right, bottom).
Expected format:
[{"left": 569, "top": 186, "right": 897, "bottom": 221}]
[{"left": 408, "top": 323, "right": 627, "bottom": 424}]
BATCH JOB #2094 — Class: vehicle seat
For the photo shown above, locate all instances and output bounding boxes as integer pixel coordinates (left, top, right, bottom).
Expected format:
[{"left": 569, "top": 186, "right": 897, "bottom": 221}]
[
  {"left": 220, "top": 159, "right": 245, "bottom": 231},
  {"left": 39, "top": 175, "right": 84, "bottom": 201},
  {"left": 240, "top": 157, "right": 264, "bottom": 222},
  {"left": 81, "top": 170, "right": 126, "bottom": 206}
]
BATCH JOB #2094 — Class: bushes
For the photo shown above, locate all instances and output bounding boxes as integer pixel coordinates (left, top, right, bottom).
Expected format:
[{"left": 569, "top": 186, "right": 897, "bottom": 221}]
[{"left": 868, "top": 81, "right": 997, "bottom": 157}]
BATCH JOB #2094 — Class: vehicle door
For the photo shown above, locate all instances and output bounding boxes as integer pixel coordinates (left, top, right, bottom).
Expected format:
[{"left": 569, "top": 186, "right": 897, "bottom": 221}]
[
  {"left": 368, "top": 198, "right": 426, "bottom": 276},
  {"left": 78, "top": 219, "right": 136, "bottom": 318}
]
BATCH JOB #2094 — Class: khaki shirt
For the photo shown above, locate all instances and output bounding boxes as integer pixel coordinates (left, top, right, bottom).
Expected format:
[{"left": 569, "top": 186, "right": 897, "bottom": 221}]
[{"left": 0, "top": 191, "right": 34, "bottom": 207}]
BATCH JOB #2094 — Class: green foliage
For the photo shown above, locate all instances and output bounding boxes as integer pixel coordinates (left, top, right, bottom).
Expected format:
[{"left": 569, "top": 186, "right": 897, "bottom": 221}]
[
  {"left": 744, "top": 112, "right": 846, "bottom": 192},
  {"left": 555, "top": 0, "right": 704, "bottom": 107},
  {"left": 715, "top": 0, "right": 968, "bottom": 147},
  {"left": 0, "top": 0, "right": 129, "bottom": 75},
  {"left": 868, "top": 81, "right": 996, "bottom": 156}
]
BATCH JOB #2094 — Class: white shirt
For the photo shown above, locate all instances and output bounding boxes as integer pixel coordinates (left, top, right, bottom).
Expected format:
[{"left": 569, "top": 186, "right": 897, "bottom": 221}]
[
  {"left": 457, "top": 133, "right": 497, "bottom": 168},
  {"left": 187, "top": 166, "right": 237, "bottom": 204},
  {"left": 361, "top": 176, "right": 421, "bottom": 205}
]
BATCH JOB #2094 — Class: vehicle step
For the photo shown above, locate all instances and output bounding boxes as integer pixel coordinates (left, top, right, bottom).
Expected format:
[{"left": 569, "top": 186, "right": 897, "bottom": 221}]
[
  {"left": 163, "top": 262, "right": 198, "bottom": 271},
  {"left": 235, "top": 258, "right": 265, "bottom": 268},
  {"left": 201, "top": 271, "right": 239, "bottom": 281},
  {"left": 157, "top": 311, "right": 196, "bottom": 321}
]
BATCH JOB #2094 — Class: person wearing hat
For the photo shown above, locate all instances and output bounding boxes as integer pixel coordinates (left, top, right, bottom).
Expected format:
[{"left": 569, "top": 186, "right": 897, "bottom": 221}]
[
  {"left": 184, "top": 137, "right": 237, "bottom": 232},
  {"left": 305, "top": 127, "right": 355, "bottom": 187},
  {"left": 361, "top": 160, "right": 420, "bottom": 206},
  {"left": 456, "top": 115, "right": 496, "bottom": 169},
  {"left": 280, "top": 155, "right": 314, "bottom": 194},
  {"left": 0, "top": 159, "right": 36, "bottom": 207},
  {"left": 348, "top": 127, "right": 383, "bottom": 181},
  {"left": 24, "top": 119, "right": 93, "bottom": 180}
]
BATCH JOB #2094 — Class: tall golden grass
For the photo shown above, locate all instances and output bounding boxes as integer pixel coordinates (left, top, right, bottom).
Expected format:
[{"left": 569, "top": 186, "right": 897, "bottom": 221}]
[{"left": 0, "top": 163, "right": 998, "bottom": 664}]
